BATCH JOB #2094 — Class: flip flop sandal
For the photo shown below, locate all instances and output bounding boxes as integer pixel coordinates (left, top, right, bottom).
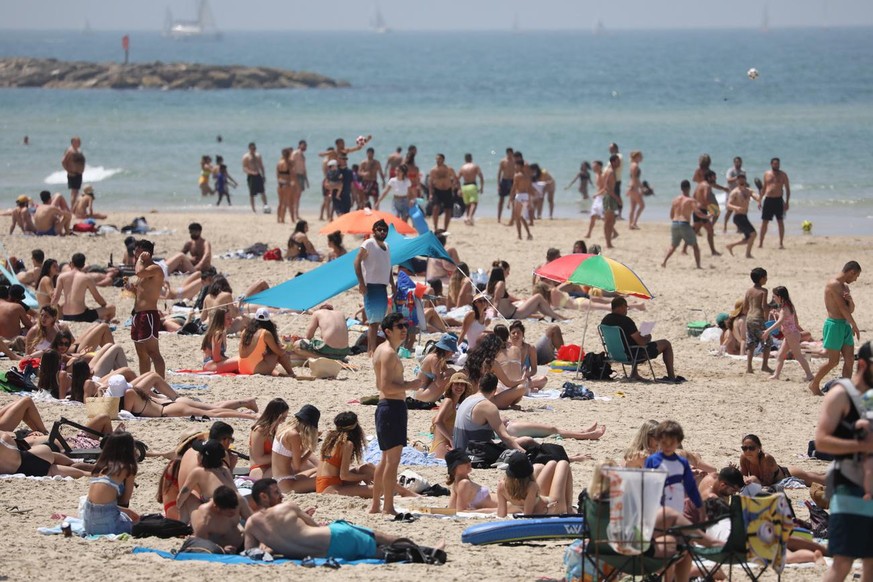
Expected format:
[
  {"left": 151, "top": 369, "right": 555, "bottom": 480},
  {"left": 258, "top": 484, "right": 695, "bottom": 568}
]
[
  {"left": 300, "top": 556, "right": 316, "bottom": 568},
  {"left": 392, "top": 512, "right": 418, "bottom": 523},
  {"left": 323, "top": 557, "right": 341, "bottom": 569},
  {"left": 5, "top": 506, "right": 33, "bottom": 514}
]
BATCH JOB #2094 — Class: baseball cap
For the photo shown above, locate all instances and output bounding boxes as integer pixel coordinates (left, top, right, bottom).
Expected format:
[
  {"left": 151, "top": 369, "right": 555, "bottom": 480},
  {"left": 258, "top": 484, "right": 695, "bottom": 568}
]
[
  {"left": 254, "top": 308, "right": 271, "bottom": 322},
  {"left": 715, "top": 312, "right": 729, "bottom": 325},
  {"left": 445, "top": 448, "right": 471, "bottom": 472},
  {"left": 106, "top": 374, "right": 132, "bottom": 397}
]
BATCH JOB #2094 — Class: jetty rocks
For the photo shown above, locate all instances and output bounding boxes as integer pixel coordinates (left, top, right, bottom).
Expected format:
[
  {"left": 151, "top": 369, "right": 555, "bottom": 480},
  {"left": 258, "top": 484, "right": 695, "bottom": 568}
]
[{"left": 0, "top": 58, "right": 349, "bottom": 90}]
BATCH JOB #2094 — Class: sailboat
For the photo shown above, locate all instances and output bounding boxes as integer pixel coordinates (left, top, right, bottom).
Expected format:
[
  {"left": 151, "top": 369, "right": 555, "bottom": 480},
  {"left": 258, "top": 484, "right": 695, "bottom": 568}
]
[
  {"left": 82, "top": 19, "right": 94, "bottom": 36},
  {"left": 760, "top": 4, "right": 769, "bottom": 33},
  {"left": 593, "top": 19, "right": 605, "bottom": 36},
  {"left": 164, "top": 0, "right": 221, "bottom": 40},
  {"left": 371, "top": 4, "right": 390, "bottom": 34}
]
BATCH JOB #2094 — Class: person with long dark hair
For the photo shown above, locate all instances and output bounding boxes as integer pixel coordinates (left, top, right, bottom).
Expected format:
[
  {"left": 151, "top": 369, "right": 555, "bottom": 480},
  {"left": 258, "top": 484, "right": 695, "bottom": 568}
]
[
  {"left": 286, "top": 220, "right": 321, "bottom": 261},
  {"left": 37, "top": 349, "right": 68, "bottom": 399},
  {"left": 82, "top": 432, "right": 139, "bottom": 535},
  {"left": 237, "top": 310, "right": 296, "bottom": 377},
  {"left": 177, "top": 438, "right": 251, "bottom": 523},
  {"left": 316, "top": 411, "right": 375, "bottom": 497},
  {"left": 248, "top": 398, "right": 289, "bottom": 480},
  {"left": 739, "top": 434, "right": 824, "bottom": 488},
  {"left": 458, "top": 293, "right": 491, "bottom": 350},
  {"left": 35, "top": 258, "right": 58, "bottom": 308},
  {"left": 486, "top": 267, "right": 561, "bottom": 321}
]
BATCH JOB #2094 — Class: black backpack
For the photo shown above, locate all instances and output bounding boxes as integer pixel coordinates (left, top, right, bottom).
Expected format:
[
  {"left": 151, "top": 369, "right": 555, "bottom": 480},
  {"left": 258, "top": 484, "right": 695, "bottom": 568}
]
[
  {"left": 5, "top": 366, "right": 37, "bottom": 392},
  {"left": 580, "top": 352, "right": 612, "bottom": 380},
  {"left": 465, "top": 440, "right": 507, "bottom": 469},
  {"left": 132, "top": 514, "right": 193, "bottom": 539},
  {"left": 379, "top": 538, "right": 447, "bottom": 565}
]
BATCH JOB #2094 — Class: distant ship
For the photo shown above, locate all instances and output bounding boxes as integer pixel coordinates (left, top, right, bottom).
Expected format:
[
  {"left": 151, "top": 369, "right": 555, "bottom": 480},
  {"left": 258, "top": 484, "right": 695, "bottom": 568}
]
[
  {"left": 82, "top": 19, "right": 94, "bottom": 36},
  {"left": 760, "top": 4, "right": 769, "bottom": 33},
  {"left": 593, "top": 19, "right": 605, "bottom": 36},
  {"left": 371, "top": 4, "right": 390, "bottom": 34},
  {"left": 164, "top": 0, "right": 221, "bottom": 40}
]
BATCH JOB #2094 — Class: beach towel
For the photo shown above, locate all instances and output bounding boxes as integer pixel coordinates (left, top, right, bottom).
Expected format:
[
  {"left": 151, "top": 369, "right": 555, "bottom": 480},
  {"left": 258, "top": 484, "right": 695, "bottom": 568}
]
[
  {"left": 524, "top": 389, "right": 561, "bottom": 400},
  {"left": 169, "top": 383, "right": 210, "bottom": 391},
  {"left": 132, "top": 547, "right": 384, "bottom": 566},
  {"left": 742, "top": 494, "right": 794, "bottom": 574},
  {"left": 170, "top": 369, "right": 238, "bottom": 377},
  {"left": 38, "top": 516, "right": 130, "bottom": 541},
  {"left": 362, "top": 439, "right": 446, "bottom": 467}
]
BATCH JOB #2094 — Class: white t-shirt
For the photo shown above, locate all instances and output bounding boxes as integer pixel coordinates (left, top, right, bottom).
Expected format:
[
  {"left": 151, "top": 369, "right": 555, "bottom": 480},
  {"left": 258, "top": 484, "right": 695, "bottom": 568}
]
[
  {"left": 360, "top": 238, "right": 391, "bottom": 285},
  {"left": 726, "top": 166, "right": 744, "bottom": 187},
  {"left": 614, "top": 153, "right": 624, "bottom": 182},
  {"left": 387, "top": 177, "right": 411, "bottom": 197}
]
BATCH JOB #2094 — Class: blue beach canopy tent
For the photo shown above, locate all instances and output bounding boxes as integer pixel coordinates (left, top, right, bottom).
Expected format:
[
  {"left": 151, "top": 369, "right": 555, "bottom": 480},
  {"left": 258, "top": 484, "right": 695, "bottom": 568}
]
[{"left": 243, "top": 226, "right": 453, "bottom": 312}]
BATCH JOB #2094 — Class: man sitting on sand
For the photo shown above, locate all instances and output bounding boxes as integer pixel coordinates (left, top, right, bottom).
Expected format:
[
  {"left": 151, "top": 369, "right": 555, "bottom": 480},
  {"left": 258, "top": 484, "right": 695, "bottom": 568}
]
[
  {"left": 16, "top": 249, "right": 44, "bottom": 287},
  {"left": 189, "top": 485, "right": 244, "bottom": 553},
  {"left": 51, "top": 252, "right": 116, "bottom": 323},
  {"left": 0, "top": 286, "right": 33, "bottom": 338},
  {"left": 164, "top": 223, "right": 212, "bottom": 274},
  {"left": 36, "top": 191, "right": 72, "bottom": 235},
  {"left": 9, "top": 195, "right": 36, "bottom": 235},
  {"left": 291, "top": 304, "right": 351, "bottom": 361},
  {"left": 71, "top": 185, "right": 107, "bottom": 220},
  {"left": 601, "top": 296, "right": 683, "bottom": 382},
  {"left": 244, "top": 497, "right": 443, "bottom": 561}
]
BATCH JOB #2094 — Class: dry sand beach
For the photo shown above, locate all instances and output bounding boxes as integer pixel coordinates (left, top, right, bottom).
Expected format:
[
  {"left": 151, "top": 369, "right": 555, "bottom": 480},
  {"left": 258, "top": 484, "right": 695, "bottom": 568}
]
[{"left": 1, "top": 211, "right": 870, "bottom": 581}]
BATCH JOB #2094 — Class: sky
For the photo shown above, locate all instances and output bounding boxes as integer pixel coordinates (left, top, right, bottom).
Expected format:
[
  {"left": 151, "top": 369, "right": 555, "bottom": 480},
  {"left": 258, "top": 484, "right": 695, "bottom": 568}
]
[{"left": 5, "top": 0, "right": 873, "bottom": 31}]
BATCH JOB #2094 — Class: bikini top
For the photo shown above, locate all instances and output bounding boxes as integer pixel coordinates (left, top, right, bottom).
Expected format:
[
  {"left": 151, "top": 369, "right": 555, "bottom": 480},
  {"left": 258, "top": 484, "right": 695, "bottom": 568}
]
[
  {"left": 90, "top": 475, "right": 124, "bottom": 496},
  {"left": 272, "top": 435, "right": 294, "bottom": 458}
]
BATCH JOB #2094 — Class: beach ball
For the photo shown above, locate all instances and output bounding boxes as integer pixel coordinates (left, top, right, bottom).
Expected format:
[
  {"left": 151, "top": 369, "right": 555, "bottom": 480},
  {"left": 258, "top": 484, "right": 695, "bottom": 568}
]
[
  {"left": 747, "top": 68, "right": 759, "bottom": 80},
  {"left": 356, "top": 135, "right": 367, "bottom": 146},
  {"left": 802, "top": 220, "right": 812, "bottom": 233},
  {"left": 262, "top": 205, "right": 272, "bottom": 214}
]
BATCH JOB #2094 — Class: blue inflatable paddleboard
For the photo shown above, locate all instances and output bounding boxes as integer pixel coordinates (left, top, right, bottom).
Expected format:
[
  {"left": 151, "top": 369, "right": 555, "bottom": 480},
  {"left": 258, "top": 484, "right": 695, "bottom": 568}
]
[{"left": 461, "top": 517, "right": 585, "bottom": 545}]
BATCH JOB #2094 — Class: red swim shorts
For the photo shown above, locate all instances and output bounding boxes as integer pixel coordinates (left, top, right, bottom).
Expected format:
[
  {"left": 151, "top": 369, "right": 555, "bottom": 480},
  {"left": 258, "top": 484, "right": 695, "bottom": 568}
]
[{"left": 131, "top": 310, "right": 161, "bottom": 342}]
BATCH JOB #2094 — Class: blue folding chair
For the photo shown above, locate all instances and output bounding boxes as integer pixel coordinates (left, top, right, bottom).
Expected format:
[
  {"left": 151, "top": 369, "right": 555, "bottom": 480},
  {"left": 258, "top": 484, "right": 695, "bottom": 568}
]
[{"left": 598, "top": 324, "right": 656, "bottom": 381}]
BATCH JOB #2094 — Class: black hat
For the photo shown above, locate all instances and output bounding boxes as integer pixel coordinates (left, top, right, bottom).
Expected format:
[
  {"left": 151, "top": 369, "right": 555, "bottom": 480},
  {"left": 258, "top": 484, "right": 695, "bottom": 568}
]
[
  {"left": 504, "top": 451, "right": 533, "bottom": 479},
  {"left": 193, "top": 438, "right": 226, "bottom": 465},
  {"left": 208, "top": 421, "right": 234, "bottom": 440},
  {"left": 295, "top": 404, "right": 321, "bottom": 428},
  {"left": 445, "top": 448, "right": 471, "bottom": 473},
  {"left": 857, "top": 342, "right": 872, "bottom": 363}
]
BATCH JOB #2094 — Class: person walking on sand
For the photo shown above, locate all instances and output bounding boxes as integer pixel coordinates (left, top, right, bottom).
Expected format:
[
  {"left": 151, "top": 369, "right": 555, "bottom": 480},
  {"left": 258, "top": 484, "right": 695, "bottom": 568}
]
[
  {"left": 742, "top": 267, "right": 773, "bottom": 375},
  {"left": 626, "top": 151, "right": 645, "bottom": 229},
  {"left": 354, "top": 220, "right": 394, "bottom": 356},
  {"left": 725, "top": 173, "right": 760, "bottom": 258},
  {"left": 662, "top": 180, "right": 704, "bottom": 269},
  {"left": 370, "top": 312, "right": 421, "bottom": 516},
  {"left": 809, "top": 261, "right": 862, "bottom": 395},
  {"left": 758, "top": 157, "right": 791, "bottom": 250},
  {"left": 509, "top": 159, "right": 534, "bottom": 240},
  {"left": 291, "top": 139, "right": 308, "bottom": 218},
  {"left": 429, "top": 154, "right": 458, "bottom": 232},
  {"left": 600, "top": 155, "right": 621, "bottom": 248},
  {"left": 242, "top": 142, "right": 267, "bottom": 213},
  {"left": 358, "top": 147, "right": 385, "bottom": 208},
  {"left": 62, "top": 136, "right": 85, "bottom": 205},
  {"left": 127, "top": 239, "right": 166, "bottom": 377},
  {"left": 762, "top": 286, "right": 814, "bottom": 382},
  {"left": 691, "top": 171, "right": 721, "bottom": 257},
  {"left": 458, "top": 153, "right": 484, "bottom": 226}
]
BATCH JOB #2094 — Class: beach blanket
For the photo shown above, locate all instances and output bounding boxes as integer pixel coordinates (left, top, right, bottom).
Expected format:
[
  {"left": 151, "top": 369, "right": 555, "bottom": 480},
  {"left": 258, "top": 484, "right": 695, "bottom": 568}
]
[
  {"left": 524, "top": 389, "right": 561, "bottom": 400},
  {"left": 2, "top": 473, "right": 75, "bottom": 482},
  {"left": 363, "top": 439, "right": 446, "bottom": 467},
  {"left": 170, "top": 383, "right": 209, "bottom": 391},
  {"left": 170, "top": 369, "right": 239, "bottom": 377},
  {"left": 133, "top": 547, "right": 384, "bottom": 566},
  {"left": 38, "top": 516, "right": 130, "bottom": 541}
]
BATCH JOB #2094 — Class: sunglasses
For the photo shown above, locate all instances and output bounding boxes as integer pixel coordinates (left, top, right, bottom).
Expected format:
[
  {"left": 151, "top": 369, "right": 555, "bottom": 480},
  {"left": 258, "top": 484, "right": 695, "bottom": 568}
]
[
  {"left": 740, "top": 445, "right": 758, "bottom": 452},
  {"left": 392, "top": 323, "right": 409, "bottom": 330},
  {"left": 57, "top": 342, "right": 71, "bottom": 347}
]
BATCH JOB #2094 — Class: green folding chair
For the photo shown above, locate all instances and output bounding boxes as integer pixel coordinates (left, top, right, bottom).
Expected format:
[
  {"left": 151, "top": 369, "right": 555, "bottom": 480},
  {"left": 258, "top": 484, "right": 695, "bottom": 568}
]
[{"left": 598, "top": 324, "right": 656, "bottom": 381}]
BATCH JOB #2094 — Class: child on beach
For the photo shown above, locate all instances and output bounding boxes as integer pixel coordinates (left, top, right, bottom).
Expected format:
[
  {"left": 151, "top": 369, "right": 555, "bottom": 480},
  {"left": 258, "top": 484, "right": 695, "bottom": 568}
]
[
  {"left": 82, "top": 432, "right": 139, "bottom": 535},
  {"left": 644, "top": 420, "right": 703, "bottom": 521},
  {"left": 762, "top": 286, "right": 813, "bottom": 381},
  {"left": 324, "top": 160, "right": 342, "bottom": 204},
  {"left": 215, "top": 163, "right": 237, "bottom": 206},
  {"left": 742, "top": 267, "right": 773, "bottom": 374}
]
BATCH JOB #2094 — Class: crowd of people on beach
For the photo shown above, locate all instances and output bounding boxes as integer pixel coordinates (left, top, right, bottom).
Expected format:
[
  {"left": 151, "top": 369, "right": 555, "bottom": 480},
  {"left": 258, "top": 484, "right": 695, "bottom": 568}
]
[{"left": 0, "top": 133, "right": 870, "bottom": 580}]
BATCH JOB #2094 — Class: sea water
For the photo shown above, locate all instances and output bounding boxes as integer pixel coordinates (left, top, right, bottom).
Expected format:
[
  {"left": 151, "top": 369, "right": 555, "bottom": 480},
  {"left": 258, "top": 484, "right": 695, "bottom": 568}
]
[{"left": 0, "top": 29, "right": 871, "bottom": 235}]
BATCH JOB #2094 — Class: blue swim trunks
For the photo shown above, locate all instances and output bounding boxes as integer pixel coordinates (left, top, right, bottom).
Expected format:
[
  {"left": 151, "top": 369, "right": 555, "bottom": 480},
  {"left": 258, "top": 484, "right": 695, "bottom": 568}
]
[
  {"left": 327, "top": 520, "right": 377, "bottom": 561},
  {"left": 364, "top": 283, "right": 388, "bottom": 323}
]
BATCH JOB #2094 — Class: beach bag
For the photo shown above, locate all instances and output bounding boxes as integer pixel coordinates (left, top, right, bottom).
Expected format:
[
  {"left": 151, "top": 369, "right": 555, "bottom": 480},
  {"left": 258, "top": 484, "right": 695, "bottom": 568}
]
[
  {"left": 73, "top": 221, "right": 98, "bottom": 233},
  {"left": 804, "top": 500, "right": 829, "bottom": 537},
  {"left": 306, "top": 357, "right": 343, "bottom": 379},
  {"left": 85, "top": 396, "right": 120, "bottom": 420},
  {"left": 131, "top": 514, "right": 192, "bottom": 539},
  {"left": 5, "top": 366, "right": 37, "bottom": 392},
  {"left": 398, "top": 469, "right": 431, "bottom": 494},
  {"left": 556, "top": 344, "right": 583, "bottom": 363},
  {"left": 177, "top": 537, "right": 226, "bottom": 554},
  {"left": 564, "top": 538, "right": 616, "bottom": 582},
  {"left": 465, "top": 440, "right": 507, "bottom": 469},
  {"left": 526, "top": 443, "right": 569, "bottom": 465},
  {"left": 378, "top": 538, "right": 447, "bottom": 565},
  {"left": 580, "top": 352, "right": 611, "bottom": 380},
  {"left": 263, "top": 248, "right": 282, "bottom": 261}
]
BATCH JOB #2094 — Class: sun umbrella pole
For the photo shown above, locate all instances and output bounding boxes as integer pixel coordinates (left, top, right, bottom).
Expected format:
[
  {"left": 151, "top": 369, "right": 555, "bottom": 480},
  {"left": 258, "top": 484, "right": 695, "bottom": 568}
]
[{"left": 574, "top": 300, "right": 592, "bottom": 379}]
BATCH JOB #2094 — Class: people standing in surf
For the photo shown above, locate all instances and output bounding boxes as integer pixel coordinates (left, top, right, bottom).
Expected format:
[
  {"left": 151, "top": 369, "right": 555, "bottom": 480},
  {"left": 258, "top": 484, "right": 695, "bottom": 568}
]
[
  {"left": 428, "top": 154, "right": 458, "bottom": 232},
  {"left": 626, "top": 150, "right": 645, "bottom": 230},
  {"left": 723, "top": 156, "right": 745, "bottom": 231},
  {"left": 358, "top": 147, "right": 385, "bottom": 209},
  {"left": 565, "top": 161, "right": 593, "bottom": 209},
  {"left": 276, "top": 148, "right": 295, "bottom": 224},
  {"left": 61, "top": 136, "right": 85, "bottom": 205},
  {"left": 291, "top": 140, "right": 308, "bottom": 220},
  {"left": 758, "top": 157, "right": 791, "bottom": 250},
  {"left": 608, "top": 143, "right": 623, "bottom": 218},
  {"left": 497, "top": 148, "right": 515, "bottom": 224},
  {"left": 199, "top": 156, "right": 215, "bottom": 197},
  {"left": 458, "top": 153, "right": 484, "bottom": 226},
  {"left": 214, "top": 161, "right": 237, "bottom": 207},
  {"left": 242, "top": 142, "right": 268, "bottom": 213}
]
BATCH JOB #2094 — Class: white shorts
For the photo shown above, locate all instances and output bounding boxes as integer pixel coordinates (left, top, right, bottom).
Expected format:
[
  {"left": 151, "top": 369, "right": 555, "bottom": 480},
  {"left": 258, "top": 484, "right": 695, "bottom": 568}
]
[
  {"left": 533, "top": 182, "right": 546, "bottom": 198},
  {"left": 515, "top": 193, "right": 530, "bottom": 206},
  {"left": 591, "top": 196, "right": 604, "bottom": 218}
]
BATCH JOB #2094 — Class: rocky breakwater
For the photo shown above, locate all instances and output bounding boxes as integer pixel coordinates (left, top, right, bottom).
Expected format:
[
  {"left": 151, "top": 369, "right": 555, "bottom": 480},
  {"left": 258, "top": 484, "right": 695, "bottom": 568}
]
[{"left": 0, "top": 58, "right": 349, "bottom": 90}]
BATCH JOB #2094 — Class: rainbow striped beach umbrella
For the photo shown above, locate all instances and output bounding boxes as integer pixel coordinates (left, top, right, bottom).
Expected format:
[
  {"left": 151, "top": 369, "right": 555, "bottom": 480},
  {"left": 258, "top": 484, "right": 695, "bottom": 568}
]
[{"left": 535, "top": 253, "right": 654, "bottom": 299}]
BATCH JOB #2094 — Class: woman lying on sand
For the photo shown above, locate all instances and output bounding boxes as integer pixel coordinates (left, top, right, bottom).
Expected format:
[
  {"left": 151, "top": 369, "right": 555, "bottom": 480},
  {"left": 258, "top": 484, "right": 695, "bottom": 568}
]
[
  {"left": 739, "top": 434, "right": 825, "bottom": 487},
  {"left": 445, "top": 448, "right": 497, "bottom": 512},
  {"left": 109, "top": 373, "right": 258, "bottom": 419},
  {"left": 497, "top": 451, "right": 574, "bottom": 516}
]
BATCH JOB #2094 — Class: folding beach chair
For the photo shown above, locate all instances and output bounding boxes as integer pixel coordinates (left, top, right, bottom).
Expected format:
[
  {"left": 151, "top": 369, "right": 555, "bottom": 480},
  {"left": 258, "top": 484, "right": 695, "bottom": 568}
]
[
  {"left": 686, "top": 494, "right": 793, "bottom": 581},
  {"left": 598, "top": 325, "right": 656, "bottom": 381},
  {"left": 48, "top": 417, "right": 148, "bottom": 462},
  {"left": 578, "top": 490, "right": 688, "bottom": 581}
]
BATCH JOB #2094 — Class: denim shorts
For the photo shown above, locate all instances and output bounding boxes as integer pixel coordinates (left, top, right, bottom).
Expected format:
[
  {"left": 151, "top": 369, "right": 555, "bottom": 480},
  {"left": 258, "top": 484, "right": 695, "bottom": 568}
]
[{"left": 82, "top": 499, "right": 133, "bottom": 536}]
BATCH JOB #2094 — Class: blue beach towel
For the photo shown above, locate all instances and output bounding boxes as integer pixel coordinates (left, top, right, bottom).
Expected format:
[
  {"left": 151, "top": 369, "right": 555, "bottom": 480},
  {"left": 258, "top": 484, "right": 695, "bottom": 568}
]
[{"left": 133, "top": 547, "right": 384, "bottom": 566}]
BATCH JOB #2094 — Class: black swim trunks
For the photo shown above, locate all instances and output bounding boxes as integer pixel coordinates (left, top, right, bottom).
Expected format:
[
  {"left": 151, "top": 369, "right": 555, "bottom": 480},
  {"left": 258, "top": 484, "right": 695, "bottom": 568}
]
[
  {"left": 692, "top": 210, "right": 709, "bottom": 224},
  {"left": 67, "top": 173, "right": 83, "bottom": 190},
  {"left": 247, "top": 174, "right": 265, "bottom": 197},
  {"left": 375, "top": 399, "right": 407, "bottom": 451},
  {"left": 61, "top": 308, "right": 100, "bottom": 323},
  {"left": 432, "top": 187, "right": 454, "bottom": 209},
  {"left": 761, "top": 197, "right": 784, "bottom": 221},
  {"left": 614, "top": 181, "right": 623, "bottom": 210},
  {"left": 17, "top": 450, "right": 52, "bottom": 477},
  {"left": 498, "top": 179, "right": 513, "bottom": 198},
  {"left": 733, "top": 213, "right": 756, "bottom": 240}
]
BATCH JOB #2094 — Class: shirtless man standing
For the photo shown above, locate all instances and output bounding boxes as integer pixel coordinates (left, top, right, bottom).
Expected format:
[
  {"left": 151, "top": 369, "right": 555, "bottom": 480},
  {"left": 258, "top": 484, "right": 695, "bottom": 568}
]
[
  {"left": 758, "top": 157, "right": 791, "bottom": 250},
  {"left": 51, "top": 253, "right": 115, "bottom": 323},
  {"left": 509, "top": 159, "right": 534, "bottom": 240},
  {"left": 497, "top": 148, "right": 515, "bottom": 224},
  {"left": 692, "top": 171, "right": 721, "bottom": 257},
  {"left": 242, "top": 142, "right": 267, "bottom": 213},
  {"left": 662, "top": 180, "right": 704, "bottom": 269},
  {"left": 291, "top": 304, "right": 351, "bottom": 361},
  {"left": 9, "top": 196, "right": 35, "bottom": 235},
  {"left": 809, "top": 261, "right": 862, "bottom": 395},
  {"left": 358, "top": 147, "right": 385, "bottom": 206},
  {"left": 723, "top": 156, "right": 745, "bottom": 232},
  {"left": 725, "top": 174, "right": 760, "bottom": 258},
  {"left": 128, "top": 239, "right": 166, "bottom": 377},
  {"left": 429, "top": 154, "right": 457, "bottom": 232},
  {"left": 370, "top": 312, "right": 420, "bottom": 516},
  {"left": 61, "top": 136, "right": 85, "bottom": 205},
  {"left": 37, "top": 191, "right": 71, "bottom": 235},
  {"left": 71, "top": 186, "right": 107, "bottom": 220},
  {"left": 189, "top": 485, "right": 244, "bottom": 553},
  {"left": 165, "top": 223, "right": 211, "bottom": 274},
  {"left": 384, "top": 147, "right": 403, "bottom": 178},
  {"left": 458, "top": 153, "right": 484, "bottom": 226}
]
